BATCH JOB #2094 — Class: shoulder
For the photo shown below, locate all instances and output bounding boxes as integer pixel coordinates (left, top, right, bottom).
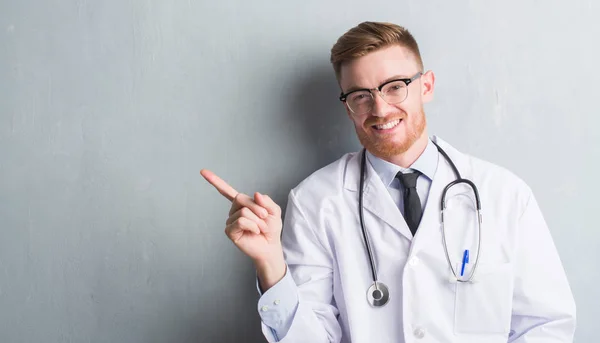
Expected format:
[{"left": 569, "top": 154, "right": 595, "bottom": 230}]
[
  {"left": 281, "top": 151, "right": 358, "bottom": 243},
  {"left": 289, "top": 151, "right": 358, "bottom": 202},
  {"left": 457, "top": 146, "right": 535, "bottom": 217},
  {"left": 436, "top": 136, "right": 534, "bottom": 212},
  {"left": 470, "top": 154, "right": 531, "bottom": 193}
]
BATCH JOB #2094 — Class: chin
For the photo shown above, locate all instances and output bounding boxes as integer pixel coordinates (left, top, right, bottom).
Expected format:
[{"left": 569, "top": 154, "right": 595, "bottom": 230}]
[
  {"left": 357, "top": 130, "right": 425, "bottom": 160},
  {"left": 371, "top": 140, "right": 412, "bottom": 158}
]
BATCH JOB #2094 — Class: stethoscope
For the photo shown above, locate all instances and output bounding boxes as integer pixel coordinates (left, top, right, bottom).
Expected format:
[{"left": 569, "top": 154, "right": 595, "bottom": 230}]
[{"left": 359, "top": 141, "right": 482, "bottom": 307}]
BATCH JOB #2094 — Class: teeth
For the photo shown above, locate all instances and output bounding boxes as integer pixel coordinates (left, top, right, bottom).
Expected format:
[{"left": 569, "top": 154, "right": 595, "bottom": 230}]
[{"left": 376, "top": 119, "right": 400, "bottom": 130}]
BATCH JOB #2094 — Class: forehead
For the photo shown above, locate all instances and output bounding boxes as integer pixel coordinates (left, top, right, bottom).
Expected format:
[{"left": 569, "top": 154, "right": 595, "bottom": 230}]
[{"left": 339, "top": 45, "right": 420, "bottom": 91}]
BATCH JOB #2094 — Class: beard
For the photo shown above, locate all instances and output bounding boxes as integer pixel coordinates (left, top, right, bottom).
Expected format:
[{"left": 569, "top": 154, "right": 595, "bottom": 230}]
[{"left": 354, "top": 107, "right": 426, "bottom": 159}]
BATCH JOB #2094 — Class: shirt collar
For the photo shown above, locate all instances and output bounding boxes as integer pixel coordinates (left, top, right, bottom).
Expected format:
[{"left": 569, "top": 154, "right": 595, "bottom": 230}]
[{"left": 366, "top": 138, "right": 439, "bottom": 187}]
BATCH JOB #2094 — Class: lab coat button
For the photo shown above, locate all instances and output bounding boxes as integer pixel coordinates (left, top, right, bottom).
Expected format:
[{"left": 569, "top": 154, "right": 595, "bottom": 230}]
[
  {"left": 261, "top": 305, "right": 269, "bottom": 312},
  {"left": 409, "top": 256, "right": 420, "bottom": 267},
  {"left": 274, "top": 299, "right": 280, "bottom": 305},
  {"left": 413, "top": 327, "right": 425, "bottom": 339}
]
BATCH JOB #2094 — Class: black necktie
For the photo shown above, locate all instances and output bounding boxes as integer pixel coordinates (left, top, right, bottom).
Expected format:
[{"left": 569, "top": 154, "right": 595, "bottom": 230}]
[{"left": 396, "top": 171, "right": 422, "bottom": 236}]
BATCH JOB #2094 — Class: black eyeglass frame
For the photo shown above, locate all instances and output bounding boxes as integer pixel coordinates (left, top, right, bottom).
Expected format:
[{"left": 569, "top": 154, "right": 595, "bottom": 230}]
[{"left": 338, "top": 71, "right": 423, "bottom": 104}]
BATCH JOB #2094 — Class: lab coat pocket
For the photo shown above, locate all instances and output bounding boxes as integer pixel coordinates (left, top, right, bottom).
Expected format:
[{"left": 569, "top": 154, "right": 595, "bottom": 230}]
[{"left": 454, "top": 262, "right": 513, "bottom": 334}]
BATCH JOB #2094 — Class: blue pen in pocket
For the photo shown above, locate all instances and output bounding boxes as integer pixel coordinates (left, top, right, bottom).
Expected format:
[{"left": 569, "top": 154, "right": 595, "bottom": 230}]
[{"left": 460, "top": 250, "right": 469, "bottom": 277}]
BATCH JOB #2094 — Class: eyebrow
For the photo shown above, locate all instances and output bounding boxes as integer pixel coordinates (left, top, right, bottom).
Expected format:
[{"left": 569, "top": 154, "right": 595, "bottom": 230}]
[{"left": 343, "top": 74, "right": 412, "bottom": 94}]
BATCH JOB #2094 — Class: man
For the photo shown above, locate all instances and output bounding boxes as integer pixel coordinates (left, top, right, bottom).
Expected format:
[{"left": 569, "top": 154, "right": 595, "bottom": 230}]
[{"left": 201, "top": 21, "right": 576, "bottom": 342}]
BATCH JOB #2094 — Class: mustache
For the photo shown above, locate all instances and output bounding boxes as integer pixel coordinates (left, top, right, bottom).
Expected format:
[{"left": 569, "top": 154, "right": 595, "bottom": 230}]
[{"left": 364, "top": 114, "right": 406, "bottom": 126}]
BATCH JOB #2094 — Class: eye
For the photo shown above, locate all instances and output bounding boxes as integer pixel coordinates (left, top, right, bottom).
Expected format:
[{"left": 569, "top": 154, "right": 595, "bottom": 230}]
[
  {"left": 350, "top": 92, "right": 371, "bottom": 103},
  {"left": 384, "top": 82, "right": 406, "bottom": 95}
]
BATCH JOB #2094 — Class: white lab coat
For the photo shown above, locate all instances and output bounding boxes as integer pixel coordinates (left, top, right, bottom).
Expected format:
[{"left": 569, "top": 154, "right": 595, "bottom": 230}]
[{"left": 262, "top": 136, "right": 576, "bottom": 343}]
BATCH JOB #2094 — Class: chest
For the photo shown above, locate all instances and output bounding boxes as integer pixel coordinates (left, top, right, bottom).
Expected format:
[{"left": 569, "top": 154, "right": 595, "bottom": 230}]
[{"left": 318, "top": 174, "right": 516, "bottom": 342}]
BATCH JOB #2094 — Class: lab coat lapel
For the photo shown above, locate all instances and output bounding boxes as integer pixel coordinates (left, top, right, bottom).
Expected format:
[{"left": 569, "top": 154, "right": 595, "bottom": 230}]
[
  {"left": 413, "top": 148, "right": 451, "bottom": 245},
  {"left": 361, "top": 154, "right": 414, "bottom": 241}
]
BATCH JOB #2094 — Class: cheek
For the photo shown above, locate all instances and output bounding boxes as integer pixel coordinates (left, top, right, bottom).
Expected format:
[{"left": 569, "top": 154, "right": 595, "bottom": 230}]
[
  {"left": 396, "top": 102, "right": 420, "bottom": 118},
  {"left": 390, "top": 104, "right": 409, "bottom": 117},
  {"left": 349, "top": 115, "right": 367, "bottom": 129},
  {"left": 345, "top": 107, "right": 364, "bottom": 126}
]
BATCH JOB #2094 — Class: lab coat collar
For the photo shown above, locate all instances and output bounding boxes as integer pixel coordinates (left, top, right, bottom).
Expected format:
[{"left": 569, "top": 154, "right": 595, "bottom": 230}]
[
  {"left": 343, "top": 135, "right": 471, "bottom": 191},
  {"left": 366, "top": 138, "right": 438, "bottom": 187}
]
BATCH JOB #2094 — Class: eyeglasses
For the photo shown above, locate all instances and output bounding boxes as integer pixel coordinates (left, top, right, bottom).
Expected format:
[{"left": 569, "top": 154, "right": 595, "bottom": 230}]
[{"left": 339, "top": 72, "right": 423, "bottom": 115}]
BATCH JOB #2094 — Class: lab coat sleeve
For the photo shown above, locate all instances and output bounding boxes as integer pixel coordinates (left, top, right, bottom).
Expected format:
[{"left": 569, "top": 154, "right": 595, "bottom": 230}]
[
  {"left": 509, "top": 191, "right": 577, "bottom": 342},
  {"left": 259, "top": 190, "right": 342, "bottom": 343}
]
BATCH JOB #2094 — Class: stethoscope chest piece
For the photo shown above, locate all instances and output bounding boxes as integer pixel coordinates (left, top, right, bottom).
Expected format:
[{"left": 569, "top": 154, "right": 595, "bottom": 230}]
[{"left": 367, "top": 281, "right": 390, "bottom": 307}]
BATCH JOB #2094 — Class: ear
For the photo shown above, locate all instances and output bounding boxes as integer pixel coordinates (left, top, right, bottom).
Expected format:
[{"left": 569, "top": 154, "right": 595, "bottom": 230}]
[{"left": 420, "top": 70, "right": 435, "bottom": 104}]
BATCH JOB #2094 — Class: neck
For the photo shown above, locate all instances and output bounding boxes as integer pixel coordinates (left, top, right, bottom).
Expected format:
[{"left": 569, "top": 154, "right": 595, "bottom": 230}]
[{"left": 380, "top": 131, "right": 429, "bottom": 168}]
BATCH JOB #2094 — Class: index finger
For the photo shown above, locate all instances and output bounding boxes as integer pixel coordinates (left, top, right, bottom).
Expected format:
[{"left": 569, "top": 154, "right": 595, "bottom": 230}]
[{"left": 200, "top": 169, "right": 239, "bottom": 202}]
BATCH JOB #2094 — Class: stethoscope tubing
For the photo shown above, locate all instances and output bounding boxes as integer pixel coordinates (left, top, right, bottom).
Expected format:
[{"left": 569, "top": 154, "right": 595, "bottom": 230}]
[{"left": 358, "top": 141, "right": 483, "bottom": 306}]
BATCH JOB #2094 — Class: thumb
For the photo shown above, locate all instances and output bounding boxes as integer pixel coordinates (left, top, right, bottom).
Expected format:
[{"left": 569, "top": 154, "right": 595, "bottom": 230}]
[{"left": 254, "top": 192, "right": 281, "bottom": 216}]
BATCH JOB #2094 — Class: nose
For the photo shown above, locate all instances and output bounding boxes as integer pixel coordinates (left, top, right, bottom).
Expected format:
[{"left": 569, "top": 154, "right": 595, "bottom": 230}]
[{"left": 370, "top": 91, "right": 393, "bottom": 117}]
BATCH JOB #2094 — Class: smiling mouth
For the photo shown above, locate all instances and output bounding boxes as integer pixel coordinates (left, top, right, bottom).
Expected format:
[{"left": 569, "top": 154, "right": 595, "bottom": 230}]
[{"left": 372, "top": 118, "right": 402, "bottom": 130}]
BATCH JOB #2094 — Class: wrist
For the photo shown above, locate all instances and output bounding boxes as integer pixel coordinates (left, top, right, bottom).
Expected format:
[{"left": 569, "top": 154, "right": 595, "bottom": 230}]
[{"left": 254, "top": 253, "right": 286, "bottom": 292}]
